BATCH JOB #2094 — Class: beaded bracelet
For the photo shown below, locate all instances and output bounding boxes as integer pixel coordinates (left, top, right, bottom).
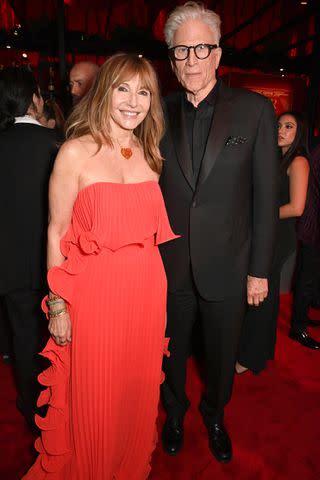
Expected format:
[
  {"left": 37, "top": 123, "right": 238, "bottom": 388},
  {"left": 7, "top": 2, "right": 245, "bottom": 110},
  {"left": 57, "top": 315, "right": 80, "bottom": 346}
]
[
  {"left": 46, "top": 298, "right": 65, "bottom": 307},
  {"left": 48, "top": 309, "right": 68, "bottom": 318},
  {"left": 48, "top": 294, "right": 62, "bottom": 301}
]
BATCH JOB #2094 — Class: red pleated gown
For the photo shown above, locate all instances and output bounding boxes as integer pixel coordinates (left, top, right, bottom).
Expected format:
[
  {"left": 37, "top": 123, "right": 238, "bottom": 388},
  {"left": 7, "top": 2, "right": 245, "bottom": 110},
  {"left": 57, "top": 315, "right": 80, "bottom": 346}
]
[{"left": 23, "top": 181, "right": 179, "bottom": 480}]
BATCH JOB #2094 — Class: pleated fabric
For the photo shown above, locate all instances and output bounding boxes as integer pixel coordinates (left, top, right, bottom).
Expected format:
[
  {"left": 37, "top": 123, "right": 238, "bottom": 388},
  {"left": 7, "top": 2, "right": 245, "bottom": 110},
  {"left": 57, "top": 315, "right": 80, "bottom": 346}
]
[{"left": 23, "top": 181, "right": 179, "bottom": 480}]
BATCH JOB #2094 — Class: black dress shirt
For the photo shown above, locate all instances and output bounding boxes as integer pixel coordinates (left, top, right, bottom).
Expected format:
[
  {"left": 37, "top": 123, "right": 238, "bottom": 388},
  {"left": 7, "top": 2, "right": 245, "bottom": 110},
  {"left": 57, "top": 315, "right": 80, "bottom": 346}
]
[{"left": 184, "top": 80, "right": 219, "bottom": 180}]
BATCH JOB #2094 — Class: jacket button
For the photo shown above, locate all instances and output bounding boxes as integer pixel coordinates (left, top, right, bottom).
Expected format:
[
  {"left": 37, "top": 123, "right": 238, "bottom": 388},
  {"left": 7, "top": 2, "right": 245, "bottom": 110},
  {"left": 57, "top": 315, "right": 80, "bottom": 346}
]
[{"left": 192, "top": 200, "right": 197, "bottom": 208}]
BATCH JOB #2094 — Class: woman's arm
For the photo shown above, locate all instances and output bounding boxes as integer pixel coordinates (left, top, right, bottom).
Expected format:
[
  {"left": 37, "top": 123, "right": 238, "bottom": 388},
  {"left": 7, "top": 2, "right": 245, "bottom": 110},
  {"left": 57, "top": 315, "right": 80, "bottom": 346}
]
[
  {"left": 47, "top": 139, "right": 82, "bottom": 345},
  {"left": 279, "top": 155, "right": 309, "bottom": 219},
  {"left": 47, "top": 140, "right": 81, "bottom": 269}
]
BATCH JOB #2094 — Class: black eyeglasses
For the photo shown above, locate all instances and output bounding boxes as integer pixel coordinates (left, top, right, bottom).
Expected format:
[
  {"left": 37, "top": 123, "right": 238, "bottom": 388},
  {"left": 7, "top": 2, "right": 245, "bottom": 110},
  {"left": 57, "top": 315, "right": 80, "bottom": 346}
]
[{"left": 169, "top": 43, "right": 218, "bottom": 61}]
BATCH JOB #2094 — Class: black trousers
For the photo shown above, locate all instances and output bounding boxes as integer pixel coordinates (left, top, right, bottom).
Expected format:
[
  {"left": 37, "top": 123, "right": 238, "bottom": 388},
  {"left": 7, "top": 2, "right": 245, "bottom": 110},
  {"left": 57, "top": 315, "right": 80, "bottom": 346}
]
[
  {"left": 291, "top": 243, "right": 320, "bottom": 333},
  {"left": 2, "top": 288, "right": 47, "bottom": 427},
  {"left": 162, "top": 280, "right": 246, "bottom": 424}
]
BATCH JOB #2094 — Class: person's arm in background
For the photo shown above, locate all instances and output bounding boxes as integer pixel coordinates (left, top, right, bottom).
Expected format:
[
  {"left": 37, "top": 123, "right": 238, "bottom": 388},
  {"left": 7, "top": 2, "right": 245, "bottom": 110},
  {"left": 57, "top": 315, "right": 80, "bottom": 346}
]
[{"left": 280, "top": 156, "right": 309, "bottom": 219}]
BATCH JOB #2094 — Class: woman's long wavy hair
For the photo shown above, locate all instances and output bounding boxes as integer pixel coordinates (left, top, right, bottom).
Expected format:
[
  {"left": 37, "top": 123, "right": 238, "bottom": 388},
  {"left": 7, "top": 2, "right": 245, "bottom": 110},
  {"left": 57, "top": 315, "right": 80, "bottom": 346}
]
[
  {"left": 278, "top": 110, "right": 309, "bottom": 173},
  {"left": 66, "top": 53, "right": 164, "bottom": 174}
]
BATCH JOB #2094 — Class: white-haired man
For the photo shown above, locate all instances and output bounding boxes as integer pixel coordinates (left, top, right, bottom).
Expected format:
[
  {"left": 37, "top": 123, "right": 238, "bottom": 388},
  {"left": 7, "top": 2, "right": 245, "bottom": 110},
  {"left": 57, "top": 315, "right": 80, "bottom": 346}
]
[
  {"left": 159, "top": 1, "right": 278, "bottom": 462},
  {"left": 69, "top": 61, "right": 99, "bottom": 105}
]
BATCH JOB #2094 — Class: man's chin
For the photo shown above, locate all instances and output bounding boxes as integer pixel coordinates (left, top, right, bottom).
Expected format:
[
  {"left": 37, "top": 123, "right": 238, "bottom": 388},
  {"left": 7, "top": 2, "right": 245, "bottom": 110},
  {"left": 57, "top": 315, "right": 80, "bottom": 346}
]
[{"left": 183, "top": 81, "right": 203, "bottom": 95}]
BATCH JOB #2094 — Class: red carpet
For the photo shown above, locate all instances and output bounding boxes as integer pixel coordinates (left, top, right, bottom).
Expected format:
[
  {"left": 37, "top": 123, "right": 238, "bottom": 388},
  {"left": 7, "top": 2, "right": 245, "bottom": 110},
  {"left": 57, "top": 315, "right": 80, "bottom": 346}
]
[{"left": 1, "top": 294, "right": 320, "bottom": 479}]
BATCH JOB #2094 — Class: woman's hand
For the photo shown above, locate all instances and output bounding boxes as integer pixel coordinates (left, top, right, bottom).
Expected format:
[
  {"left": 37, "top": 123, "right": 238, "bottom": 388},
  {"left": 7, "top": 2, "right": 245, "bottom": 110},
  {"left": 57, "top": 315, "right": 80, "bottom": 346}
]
[{"left": 48, "top": 312, "right": 72, "bottom": 346}]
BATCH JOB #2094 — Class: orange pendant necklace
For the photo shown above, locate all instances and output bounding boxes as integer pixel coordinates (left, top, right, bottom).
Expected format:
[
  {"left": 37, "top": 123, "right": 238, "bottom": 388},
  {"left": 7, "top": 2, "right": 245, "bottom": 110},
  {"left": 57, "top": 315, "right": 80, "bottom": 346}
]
[{"left": 120, "top": 147, "right": 133, "bottom": 159}]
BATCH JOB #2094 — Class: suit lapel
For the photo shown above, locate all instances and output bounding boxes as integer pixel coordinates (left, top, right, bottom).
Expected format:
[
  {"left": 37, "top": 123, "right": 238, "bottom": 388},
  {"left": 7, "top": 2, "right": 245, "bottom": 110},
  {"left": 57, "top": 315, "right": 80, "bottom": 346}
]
[
  {"left": 197, "top": 82, "right": 234, "bottom": 187},
  {"left": 166, "top": 94, "right": 196, "bottom": 190}
]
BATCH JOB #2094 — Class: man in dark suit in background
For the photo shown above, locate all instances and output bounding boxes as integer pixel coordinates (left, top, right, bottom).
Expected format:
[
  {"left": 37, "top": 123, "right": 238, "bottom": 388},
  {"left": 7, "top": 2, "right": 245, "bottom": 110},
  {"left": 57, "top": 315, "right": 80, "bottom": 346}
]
[
  {"left": 159, "top": 2, "right": 278, "bottom": 462},
  {"left": 0, "top": 67, "right": 59, "bottom": 430}
]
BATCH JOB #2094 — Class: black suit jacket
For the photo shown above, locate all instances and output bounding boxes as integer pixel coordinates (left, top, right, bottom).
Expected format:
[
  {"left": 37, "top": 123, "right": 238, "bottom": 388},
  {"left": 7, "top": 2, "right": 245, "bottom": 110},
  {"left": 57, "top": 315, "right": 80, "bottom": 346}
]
[
  {"left": 159, "top": 80, "right": 279, "bottom": 301},
  {"left": 0, "top": 123, "right": 59, "bottom": 294}
]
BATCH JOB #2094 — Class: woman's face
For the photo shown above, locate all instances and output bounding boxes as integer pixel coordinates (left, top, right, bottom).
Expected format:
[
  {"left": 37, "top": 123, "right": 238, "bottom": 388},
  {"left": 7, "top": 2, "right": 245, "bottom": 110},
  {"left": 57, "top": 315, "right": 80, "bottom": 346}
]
[
  {"left": 109, "top": 74, "right": 151, "bottom": 134},
  {"left": 278, "top": 114, "right": 297, "bottom": 153}
]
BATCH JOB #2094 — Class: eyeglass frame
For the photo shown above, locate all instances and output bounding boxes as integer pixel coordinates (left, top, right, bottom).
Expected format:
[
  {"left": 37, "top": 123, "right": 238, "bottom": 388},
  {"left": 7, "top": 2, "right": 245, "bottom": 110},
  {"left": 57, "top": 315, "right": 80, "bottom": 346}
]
[{"left": 168, "top": 43, "right": 219, "bottom": 61}]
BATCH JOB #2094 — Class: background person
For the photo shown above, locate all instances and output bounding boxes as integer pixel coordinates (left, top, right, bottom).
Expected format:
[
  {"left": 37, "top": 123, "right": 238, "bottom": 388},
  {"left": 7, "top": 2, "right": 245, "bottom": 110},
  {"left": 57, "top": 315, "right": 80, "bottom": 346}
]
[
  {"left": 39, "top": 98, "right": 65, "bottom": 132},
  {"left": 69, "top": 61, "right": 99, "bottom": 105},
  {"left": 290, "top": 142, "right": 320, "bottom": 348},
  {"left": 0, "top": 66, "right": 59, "bottom": 429},
  {"left": 237, "top": 111, "right": 310, "bottom": 372}
]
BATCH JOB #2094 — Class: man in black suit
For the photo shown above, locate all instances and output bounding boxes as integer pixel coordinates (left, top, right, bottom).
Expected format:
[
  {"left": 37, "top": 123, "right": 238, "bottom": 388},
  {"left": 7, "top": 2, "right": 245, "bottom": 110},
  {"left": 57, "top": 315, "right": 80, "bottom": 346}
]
[
  {"left": 0, "top": 67, "right": 59, "bottom": 429},
  {"left": 159, "top": 2, "right": 278, "bottom": 462}
]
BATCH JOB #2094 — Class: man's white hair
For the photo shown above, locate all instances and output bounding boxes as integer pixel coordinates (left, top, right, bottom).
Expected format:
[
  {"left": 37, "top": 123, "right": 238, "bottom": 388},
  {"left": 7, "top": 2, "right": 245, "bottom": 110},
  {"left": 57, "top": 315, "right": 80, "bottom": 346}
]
[{"left": 164, "top": 1, "right": 221, "bottom": 48}]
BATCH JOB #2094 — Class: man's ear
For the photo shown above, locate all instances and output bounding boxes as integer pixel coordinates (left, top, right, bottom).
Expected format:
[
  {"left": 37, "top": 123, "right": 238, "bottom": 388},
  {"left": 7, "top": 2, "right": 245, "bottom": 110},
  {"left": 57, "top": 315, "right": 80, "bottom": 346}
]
[
  {"left": 32, "top": 93, "right": 38, "bottom": 107},
  {"left": 31, "top": 93, "right": 41, "bottom": 115},
  {"left": 27, "top": 94, "right": 37, "bottom": 116},
  {"left": 215, "top": 47, "right": 222, "bottom": 70}
]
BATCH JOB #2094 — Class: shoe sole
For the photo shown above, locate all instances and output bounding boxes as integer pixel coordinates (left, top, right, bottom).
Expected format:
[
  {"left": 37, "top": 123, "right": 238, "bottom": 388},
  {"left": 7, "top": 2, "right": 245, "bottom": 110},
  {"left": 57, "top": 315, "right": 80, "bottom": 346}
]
[
  {"left": 289, "top": 335, "right": 320, "bottom": 350},
  {"left": 161, "top": 436, "right": 184, "bottom": 456},
  {"left": 210, "top": 448, "right": 232, "bottom": 464}
]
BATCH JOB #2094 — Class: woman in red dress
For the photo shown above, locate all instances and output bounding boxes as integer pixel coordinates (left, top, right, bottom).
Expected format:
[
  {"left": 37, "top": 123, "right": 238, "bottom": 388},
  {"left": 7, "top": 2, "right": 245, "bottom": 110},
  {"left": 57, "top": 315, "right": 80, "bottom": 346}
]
[{"left": 23, "top": 53, "right": 178, "bottom": 480}]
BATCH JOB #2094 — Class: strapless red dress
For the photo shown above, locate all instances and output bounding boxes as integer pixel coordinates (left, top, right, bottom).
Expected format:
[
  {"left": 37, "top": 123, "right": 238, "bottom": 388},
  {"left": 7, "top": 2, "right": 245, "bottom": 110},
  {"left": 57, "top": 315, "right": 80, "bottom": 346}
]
[{"left": 23, "top": 181, "right": 179, "bottom": 480}]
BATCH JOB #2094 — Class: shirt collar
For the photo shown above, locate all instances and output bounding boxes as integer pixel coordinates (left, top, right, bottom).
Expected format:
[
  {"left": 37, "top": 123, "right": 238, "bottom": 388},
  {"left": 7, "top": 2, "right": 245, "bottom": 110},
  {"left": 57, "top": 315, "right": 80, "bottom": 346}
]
[{"left": 15, "top": 115, "right": 42, "bottom": 126}]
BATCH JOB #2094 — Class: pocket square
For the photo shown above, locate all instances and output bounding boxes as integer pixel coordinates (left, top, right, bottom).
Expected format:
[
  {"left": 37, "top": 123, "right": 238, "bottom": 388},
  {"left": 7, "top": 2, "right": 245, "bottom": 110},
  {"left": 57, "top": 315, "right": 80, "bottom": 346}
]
[{"left": 225, "top": 135, "right": 247, "bottom": 146}]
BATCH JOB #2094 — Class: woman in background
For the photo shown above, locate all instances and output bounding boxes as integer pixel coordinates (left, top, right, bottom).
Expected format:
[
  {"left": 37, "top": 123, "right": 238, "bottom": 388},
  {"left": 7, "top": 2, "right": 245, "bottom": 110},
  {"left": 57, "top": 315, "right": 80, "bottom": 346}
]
[
  {"left": 39, "top": 98, "right": 65, "bottom": 132},
  {"left": 0, "top": 67, "right": 59, "bottom": 429},
  {"left": 23, "top": 53, "right": 178, "bottom": 480},
  {"left": 236, "top": 111, "right": 310, "bottom": 374},
  {"left": 290, "top": 142, "right": 320, "bottom": 349}
]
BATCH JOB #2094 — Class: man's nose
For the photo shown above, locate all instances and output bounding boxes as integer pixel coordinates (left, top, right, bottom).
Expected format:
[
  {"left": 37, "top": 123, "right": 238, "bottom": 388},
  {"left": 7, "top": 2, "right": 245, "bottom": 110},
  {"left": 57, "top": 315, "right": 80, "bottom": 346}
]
[
  {"left": 70, "top": 85, "right": 78, "bottom": 96},
  {"left": 187, "top": 48, "right": 198, "bottom": 66}
]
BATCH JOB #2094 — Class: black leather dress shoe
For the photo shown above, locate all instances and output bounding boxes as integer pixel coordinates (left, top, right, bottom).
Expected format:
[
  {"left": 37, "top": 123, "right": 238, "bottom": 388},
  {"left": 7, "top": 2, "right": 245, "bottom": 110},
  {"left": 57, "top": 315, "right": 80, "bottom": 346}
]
[
  {"left": 162, "top": 417, "right": 184, "bottom": 455},
  {"left": 289, "top": 330, "right": 320, "bottom": 350},
  {"left": 207, "top": 422, "right": 232, "bottom": 463},
  {"left": 307, "top": 317, "right": 320, "bottom": 328}
]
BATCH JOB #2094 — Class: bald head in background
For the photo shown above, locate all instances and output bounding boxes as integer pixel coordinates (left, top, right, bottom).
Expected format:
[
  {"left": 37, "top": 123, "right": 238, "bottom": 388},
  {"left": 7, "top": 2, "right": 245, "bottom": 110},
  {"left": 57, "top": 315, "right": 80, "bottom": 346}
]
[{"left": 69, "top": 61, "right": 100, "bottom": 105}]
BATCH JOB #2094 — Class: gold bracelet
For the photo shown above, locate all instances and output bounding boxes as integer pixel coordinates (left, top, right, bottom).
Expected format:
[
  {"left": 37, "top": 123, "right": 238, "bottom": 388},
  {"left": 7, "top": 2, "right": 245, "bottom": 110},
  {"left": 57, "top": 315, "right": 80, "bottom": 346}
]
[
  {"left": 48, "top": 294, "right": 62, "bottom": 301},
  {"left": 48, "top": 309, "right": 67, "bottom": 318},
  {"left": 46, "top": 298, "right": 65, "bottom": 307}
]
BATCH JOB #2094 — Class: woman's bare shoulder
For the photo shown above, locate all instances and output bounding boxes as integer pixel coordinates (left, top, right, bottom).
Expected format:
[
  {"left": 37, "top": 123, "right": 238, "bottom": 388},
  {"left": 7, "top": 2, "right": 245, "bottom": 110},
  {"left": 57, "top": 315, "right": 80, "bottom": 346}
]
[
  {"left": 289, "top": 155, "right": 309, "bottom": 172},
  {"left": 60, "top": 135, "right": 96, "bottom": 156},
  {"left": 54, "top": 135, "right": 97, "bottom": 171},
  {"left": 292, "top": 154, "right": 308, "bottom": 163},
  {"left": 287, "top": 155, "right": 310, "bottom": 180}
]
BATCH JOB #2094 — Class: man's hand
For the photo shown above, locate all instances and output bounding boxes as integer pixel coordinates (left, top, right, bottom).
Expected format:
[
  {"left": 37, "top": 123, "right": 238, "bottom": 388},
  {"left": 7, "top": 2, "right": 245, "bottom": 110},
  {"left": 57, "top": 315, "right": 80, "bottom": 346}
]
[{"left": 247, "top": 275, "right": 268, "bottom": 306}]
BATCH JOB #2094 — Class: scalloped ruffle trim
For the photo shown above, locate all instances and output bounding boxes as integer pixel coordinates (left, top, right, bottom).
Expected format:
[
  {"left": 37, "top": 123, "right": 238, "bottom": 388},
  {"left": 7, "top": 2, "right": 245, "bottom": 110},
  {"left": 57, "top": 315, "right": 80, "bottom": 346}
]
[
  {"left": 22, "top": 339, "right": 71, "bottom": 479},
  {"left": 23, "top": 337, "right": 170, "bottom": 480}
]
